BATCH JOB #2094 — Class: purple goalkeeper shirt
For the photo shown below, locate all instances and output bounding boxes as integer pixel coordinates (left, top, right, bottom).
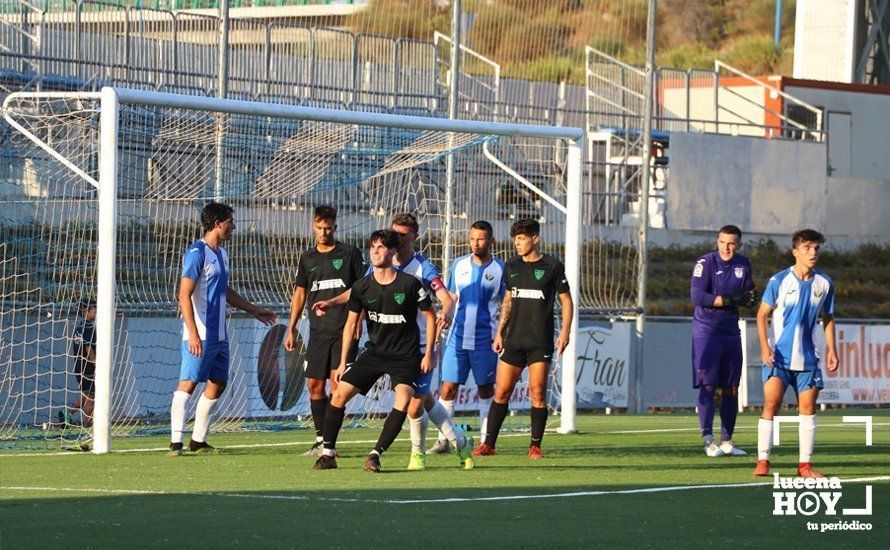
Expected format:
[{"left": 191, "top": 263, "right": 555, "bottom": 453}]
[{"left": 690, "top": 251, "right": 753, "bottom": 338}]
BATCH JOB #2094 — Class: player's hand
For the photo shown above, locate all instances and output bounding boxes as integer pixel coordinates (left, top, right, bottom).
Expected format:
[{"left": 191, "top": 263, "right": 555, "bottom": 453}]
[
  {"left": 436, "top": 311, "right": 452, "bottom": 331},
  {"left": 311, "top": 300, "right": 332, "bottom": 317},
  {"left": 284, "top": 329, "right": 296, "bottom": 352},
  {"left": 761, "top": 348, "right": 775, "bottom": 368},
  {"left": 421, "top": 353, "right": 435, "bottom": 374},
  {"left": 555, "top": 331, "right": 570, "bottom": 356},
  {"left": 723, "top": 289, "right": 757, "bottom": 308},
  {"left": 254, "top": 308, "right": 278, "bottom": 326},
  {"left": 189, "top": 334, "right": 202, "bottom": 357},
  {"left": 333, "top": 364, "right": 346, "bottom": 383},
  {"left": 825, "top": 348, "right": 839, "bottom": 372},
  {"left": 492, "top": 333, "right": 504, "bottom": 354}
]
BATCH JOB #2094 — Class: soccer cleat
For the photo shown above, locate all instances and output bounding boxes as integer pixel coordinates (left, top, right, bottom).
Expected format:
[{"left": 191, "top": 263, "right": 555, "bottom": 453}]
[
  {"left": 363, "top": 453, "right": 382, "bottom": 473},
  {"left": 528, "top": 445, "right": 544, "bottom": 460},
  {"left": 304, "top": 441, "right": 323, "bottom": 457},
  {"left": 456, "top": 435, "right": 475, "bottom": 470},
  {"left": 407, "top": 450, "right": 426, "bottom": 471},
  {"left": 188, "top": 440, "right": 220, "bottom": 454},
  {"left": 797, "top": 462, "right": 825, "bottom": 478},
  {"left": 168, "top": 442, "right": 183, "bottom": 457},
  {"left": 704, "top": 441, "right": 725, "bottom": 457},
  {"left": 426, "top": 438, "right": 453, "bottom": 455},
  {"left": 312, "top": 455, "right": 337, "bottom": 470},
  {"left": 719, "top": 441, "right": 747, "bottom": 456},
  {"left": 472, "top": 443, "right": 496, "bottom": 456},
  {"left": 753, "top": 460, "right": 770, "bottom": 477}
]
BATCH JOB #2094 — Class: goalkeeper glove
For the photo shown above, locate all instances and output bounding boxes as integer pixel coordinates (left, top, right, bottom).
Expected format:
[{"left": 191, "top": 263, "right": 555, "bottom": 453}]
[{"left": 722, "top": 289, "right": 757, "bottom": 308}]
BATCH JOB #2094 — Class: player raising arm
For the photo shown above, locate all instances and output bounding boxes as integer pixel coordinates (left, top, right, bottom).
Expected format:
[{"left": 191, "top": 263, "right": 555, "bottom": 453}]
[{"left": 754, "top": 229, "right": 839, "bottom": 478}]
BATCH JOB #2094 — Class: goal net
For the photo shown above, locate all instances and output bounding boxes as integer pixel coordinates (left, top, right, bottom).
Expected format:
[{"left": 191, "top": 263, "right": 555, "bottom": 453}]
[{"left": 0, "top": 88, "right": 583, "bottom": 452}]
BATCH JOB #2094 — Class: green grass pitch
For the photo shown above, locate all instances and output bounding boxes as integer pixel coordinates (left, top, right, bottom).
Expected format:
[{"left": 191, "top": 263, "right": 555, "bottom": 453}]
[{"left": 2, "top": 410, "right": 887, "bottom": 548}]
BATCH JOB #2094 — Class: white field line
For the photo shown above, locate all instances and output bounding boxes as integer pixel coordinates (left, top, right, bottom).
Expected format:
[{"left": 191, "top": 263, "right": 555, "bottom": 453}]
[{"left": 2, "top": 476, "right": 888, "bottom": 505}]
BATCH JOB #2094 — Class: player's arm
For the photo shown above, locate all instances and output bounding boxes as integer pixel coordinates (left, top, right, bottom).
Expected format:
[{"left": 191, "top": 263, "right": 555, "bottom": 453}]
[
  {"left": 85, "top": 344, "right": 96, "bottom": 363},
  {"left": 311, "top": 288, "right": 350, "bottom": 317},
  {"left": 493, "top": 291, "right": 511, "bottom": 353},
  {"left": 286, "top": 285, "right": 307, "bottom": 350},
  {"left": 690, "top": 259, "right": 720, "bottom": 307},
  {"left": 227, "top": 287, "right": 278, "bottom": 325},
  {"left": 756, "top": 301, "right": 775, "bottom": 367},
  {"left": 179, "top": 277, "right": 202, "bottom": 357},
  {"left": 822, "top": 314, "right": 839, "bottom": 372},
  {"left": 334, "top": 310, "right": 361, "bottom": 383},
  {"left": 555, "top": 291, "right": 574, "bottom": 356},
  {"left": 434, "top": 287, "right": 454, "bottom": 330},
  {"left": 420, "top": 304, "right": 437, "bottom": 374}
]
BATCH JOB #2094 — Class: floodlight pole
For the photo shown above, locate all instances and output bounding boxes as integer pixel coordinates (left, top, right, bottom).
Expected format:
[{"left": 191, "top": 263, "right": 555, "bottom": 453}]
[{"left": 442, "top": 0, "right": 461, "bottom": 279}]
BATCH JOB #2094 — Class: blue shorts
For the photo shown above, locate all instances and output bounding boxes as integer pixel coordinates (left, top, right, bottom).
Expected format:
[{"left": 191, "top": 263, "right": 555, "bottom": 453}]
[
  {"left": 442, "top": 344, "right": 498, "bottom": 386},
  {"left": 692, "top": 335, "right": 743, "bottom": 388},
  {"left": 762, "top": 366, "right": 824, "bottom": 394},
  {"left": 181, "top": 340, "right": 230, "bottom": 382}
]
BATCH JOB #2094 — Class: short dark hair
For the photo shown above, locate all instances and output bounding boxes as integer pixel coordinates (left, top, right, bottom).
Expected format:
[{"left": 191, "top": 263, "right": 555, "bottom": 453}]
[
  {"left": 391, "top": 212, "right": 419, "bottom": 234},
  {"left": 314, "top": 205, "right": 337, "bottom": 222},
  {"left": 792, "top": 229, "right": 825, "bottom": 248},
  {"left": 369, "top": 229, "right": 400, "bottom": 250},
  {"left": 201, "top": 202, "right": 234, "bottom": 232},
  {"left": 470, "top": 220, "right": 494, "bottom": 237},
  {"left": 510, "top": 219, "right": 540, "bottom": 238},
  {"left": 718, "top": 225, "right": 742, "bottom": 239}
]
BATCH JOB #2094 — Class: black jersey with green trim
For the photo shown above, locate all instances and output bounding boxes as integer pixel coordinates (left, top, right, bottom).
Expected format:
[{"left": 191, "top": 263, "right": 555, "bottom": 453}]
[
  {"left": 348, "top": 270, "right": 432, "bottom": 359},
  {"left": 503, "top": 254, "right": 570, "bottom": 349},
  {"left": 295, "top": 242, "right": 366, "bottom": 336}
]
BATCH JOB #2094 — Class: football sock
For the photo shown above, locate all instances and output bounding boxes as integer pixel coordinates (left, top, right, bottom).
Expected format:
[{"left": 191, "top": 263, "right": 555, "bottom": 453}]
[
  {"left": 757, "top": 418, "right": 774, "bottom": 461},
  {"left": 374, "top": 408, "right": 408, "bottom": 455},
  {"left": 478, "top": 396, "right": 492, "bottom": 443},
  {"left": 428, "top": 399, "right": 460, "bottom": 445},
  {"left": 170, "top": 390, "right": 190, "bottom": 444},
  {"left": 310, "top": 397, "right": 328, "bottom": 440},
  {"left": 190, "top": 394, "right": 218, "bottom": 443},
  {"left": 321, "top": 404, "right": 345, "bottom": 456},
  {"left": 530, "top": 406, "right": 547, "bottom": 448},
  {"left": 409, "top": 413, "right": 425, "bottom": 453},
  {"left": 484, "top": 401, "right": 509, "bottom": 448},
  {"left": 697, "top": 385, "right": 716, "bottom": 438},
  {"left": 799, "top": 414, "right": 816, "bottom": 463},
  {"left": 719, "top": 389, "right": 738, "bottom": 441},
  {"left": 437, "top": 397, "right": 454, "bottom": 443}
]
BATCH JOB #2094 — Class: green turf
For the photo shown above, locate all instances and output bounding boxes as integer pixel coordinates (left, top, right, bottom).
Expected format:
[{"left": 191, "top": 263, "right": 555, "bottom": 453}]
[{"left": 2, "top": 410, "right": 888, "bottom": 548}]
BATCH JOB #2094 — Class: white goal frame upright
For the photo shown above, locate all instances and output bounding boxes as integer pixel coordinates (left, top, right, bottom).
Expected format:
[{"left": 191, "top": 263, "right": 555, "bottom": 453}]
[{"left": 3, "top": 87, "right": 584, "bottom": 453}]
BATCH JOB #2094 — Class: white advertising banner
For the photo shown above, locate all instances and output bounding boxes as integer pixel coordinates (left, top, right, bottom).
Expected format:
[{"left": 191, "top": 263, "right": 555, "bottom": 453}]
[
  {"left": 573, "top": 323, "right": 632, "bottom": 408},
  {"left": 815, "top": 324, "right": 890, "bottom": 404}
]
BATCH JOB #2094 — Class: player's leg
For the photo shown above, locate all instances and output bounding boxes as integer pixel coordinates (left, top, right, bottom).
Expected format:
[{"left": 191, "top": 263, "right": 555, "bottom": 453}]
[
  {"left": 527, "top": 357, "right": 550, "bottom": 459},
  {"left": 476, "top": 382, "right": 494, "bottom": 447},
  {"left": 718, "top": 336, "right": 745, "bottom": 455},
  {"left": 754, "top": 368, "right": 788, "bottom": 476},
  {"left": 795, "top": 369, "right": 825, "bottom": 478},
  {"left": 304, "top": 335, "right": 337, "bottom": 456},
  {"left": 423, "top": 391, "right": 474, "bottom": 468},
  {"left": 188, "top": 342, "right": 229, "bottom": 453},
  {"left": 311, "top": 379, "right": 361, "bottom": 470},
  {"left": 692, "top": 337, "right": 722, "bottom": 456},
  {"left": 474, "top": 352, "right": 524, "bottom": 455},
  {"left": 471, "top": 346, "right": 498, "bottom": 446},
  {"left": 364, "top": 382, "right": 415, "bottom": 473},
  {"left": 406, "top": 364, "right": 433, "bottom": 466},
  {"left": 170, "top": 339, "right": 205, "bottom": 456},
  {"left": 429, "top": 345, "right": 468, "bottom": 454}
]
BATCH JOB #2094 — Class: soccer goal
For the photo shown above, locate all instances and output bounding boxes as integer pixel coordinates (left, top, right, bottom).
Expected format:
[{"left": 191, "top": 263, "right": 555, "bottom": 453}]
[{"left": 1, "top": 88, "right": 583, "bottom": 453}]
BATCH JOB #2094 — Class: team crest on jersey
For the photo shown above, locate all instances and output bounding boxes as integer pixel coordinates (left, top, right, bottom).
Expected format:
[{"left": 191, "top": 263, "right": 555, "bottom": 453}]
[
  {"left": 485, "top": 272, "right": 494, "bottom": 281},
  {"left": 734, "top": 267, "right": 744, "bottom": 279},
  {"left": 814, "top": 289, "right": 823, "bottom": 298},
  {"left": 394, "top": 292, "right": 405, "bottom": 305},
  {"left": 534, "top": 269, "right": 545, "bottom": 280},
  {"left": 332, "top": 258, "right": 343, "bottom": 270}
]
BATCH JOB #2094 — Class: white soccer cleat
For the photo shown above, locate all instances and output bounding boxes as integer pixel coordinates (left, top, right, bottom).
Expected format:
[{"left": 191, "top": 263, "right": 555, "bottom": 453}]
[
  {"left": 703, "top": 436, "right": 724, "bottom": 457},
  {"left": 719, "top": 441, "right": 747, "bottom": 456},
  {"left": 426, "top": 438, "right": 453, "bottom": 455}
]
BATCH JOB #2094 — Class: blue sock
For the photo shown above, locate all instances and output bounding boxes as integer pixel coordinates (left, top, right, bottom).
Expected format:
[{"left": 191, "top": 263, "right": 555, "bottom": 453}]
[
  {"left": 697, "top": 385, "right": 716, "bottom": 438},
  {"left": 720, "top": 389, "right": 738, "bottom": 441}
]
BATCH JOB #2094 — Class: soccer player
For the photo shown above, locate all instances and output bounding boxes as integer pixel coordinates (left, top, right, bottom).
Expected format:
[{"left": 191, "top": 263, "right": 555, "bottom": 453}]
[
  {"left": 169, "top": 203, "right": 277, "bottom": 456},
  {"left": 382, "top": 213, "right": 472, "bottom": 471},
  {"left": 690, "top": 225, "right": 756, "bottom": 457},
  {"left": 473, "top": 219, "right": 573, "bottom": 459},
  {"left": 754, "top": 229, "right": 838, "bottom": 478},
  {"left": 428, "top": 220, "right": 505, "bottom": 454},
  {"left": 313, "top": 229, "right": 473, "bottom": 472},
  {"left": 285, "top": 205, "right": 365, "bottom": 456},
  {"left": 60, "top": 298, "right": 97, "bottom": 427}
]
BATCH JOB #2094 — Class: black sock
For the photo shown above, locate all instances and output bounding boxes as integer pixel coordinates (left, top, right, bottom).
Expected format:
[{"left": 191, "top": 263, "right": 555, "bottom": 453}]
[
  {"left": 530, "top": 406, "right": 548, "bottom": 448},
  {"left": 310, "top": 396, "right": 328, "bottom": 438},
  {"left": 373, "top": 408, "right": 408, "bottom": 455},
  {"left": 484, "top": 401, "right": 509, "bottom": 448},
  {"left": 321, "top": 404, "right": 345, "bottom": 451}
]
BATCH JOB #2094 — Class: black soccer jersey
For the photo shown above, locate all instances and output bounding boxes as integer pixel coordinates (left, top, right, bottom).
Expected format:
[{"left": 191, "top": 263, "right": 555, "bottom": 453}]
[
  {"left": 503, "top": 254, "right": 570, "bottom": 350},
  {"left": 295, "top": 242, "right": 366, "bottom": 336},
  {"left": 348, "top": 270, "right": 432, "bottom": 359},
  {"left": 72, "top": 319, "right": 96, "bottom": 361}
]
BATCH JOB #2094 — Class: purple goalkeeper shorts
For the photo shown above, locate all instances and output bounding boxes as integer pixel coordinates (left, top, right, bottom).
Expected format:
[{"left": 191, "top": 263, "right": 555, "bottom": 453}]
[{"left": 692, "top": 335, "right": 743, "bottom": 388}]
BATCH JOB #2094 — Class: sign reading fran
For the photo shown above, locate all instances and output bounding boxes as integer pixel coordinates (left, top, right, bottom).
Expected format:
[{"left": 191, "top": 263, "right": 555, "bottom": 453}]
[{"left": 574, "top": 323, "right": 631, "bottom": 408}]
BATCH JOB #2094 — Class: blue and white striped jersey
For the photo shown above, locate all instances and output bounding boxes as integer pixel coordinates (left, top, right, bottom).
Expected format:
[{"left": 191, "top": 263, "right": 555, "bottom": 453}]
[
  {"left": 446, "top": 254, "right": 506, "bottom": 350},
  {"left": 181, "top": 240, "right": 229, "bottom": 343},
  {"left": 762, "top": 267, "right": 835, "bottom": 372},
  {"left": 367, "top": 252, "right": 443, "bottom": 348}
]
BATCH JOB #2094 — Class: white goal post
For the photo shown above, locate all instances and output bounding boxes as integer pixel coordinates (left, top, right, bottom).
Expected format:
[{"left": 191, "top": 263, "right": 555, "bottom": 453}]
[{"left": 2, "top": 87, "right": 584, "bottom": 453}]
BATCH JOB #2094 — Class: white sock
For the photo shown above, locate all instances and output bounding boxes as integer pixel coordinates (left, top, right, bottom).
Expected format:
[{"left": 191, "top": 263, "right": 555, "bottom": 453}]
[
  {"left": 437, "top": 398, "right": 454, "bottom": 443},
  {"left": 409, "top": 414, "right": 425, "bottom": 453},
  {"left": 757, "top": 418, "right": 773, "bottom": 461},
  {"left": 429, "top": 399, "right": 461, "bottom": 445},
  {"left": 170, "top": 390, "right": 190, "bottom": 444},
  {"left": 191, "top": 394, "right": 218, "bottom": 443},
  {"left": 799, "top": 414, "right": 816, "bottom": 464},
  {"left": 478, "top": 397, "right": 492, "bottom": 443}
]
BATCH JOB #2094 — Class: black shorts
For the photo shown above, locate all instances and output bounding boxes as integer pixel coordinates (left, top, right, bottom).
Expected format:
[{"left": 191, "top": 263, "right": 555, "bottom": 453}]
[
  {"left": 340, "top": 348, "right": 421, "bottom": 395},
  {"left": 499, "top": 345, "right": 554, "bottom": 369},
  {"left": 76, "top": 358, "right": 95, "bottom": 395},
  {"left": 305, "top": 335, "right": 359, "bottom": 380}
]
